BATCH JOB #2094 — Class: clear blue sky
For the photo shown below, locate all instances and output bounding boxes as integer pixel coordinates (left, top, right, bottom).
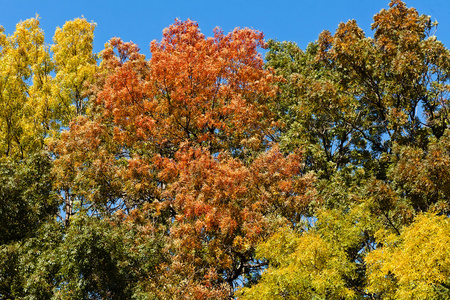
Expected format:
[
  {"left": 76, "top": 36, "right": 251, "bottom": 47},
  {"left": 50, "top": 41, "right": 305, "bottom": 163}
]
[{"left": 1, "top": 0, "right": 449, "bottom": 57}]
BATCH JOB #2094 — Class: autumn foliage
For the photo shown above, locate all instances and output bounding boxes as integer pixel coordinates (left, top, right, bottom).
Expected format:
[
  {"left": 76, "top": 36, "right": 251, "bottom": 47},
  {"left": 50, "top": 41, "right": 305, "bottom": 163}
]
[
  {"left": 1, "top": 1, "right": 450, "bottom": 299},
  {"left": 98, "top": 19, "right": 277, "bottom": 157}
]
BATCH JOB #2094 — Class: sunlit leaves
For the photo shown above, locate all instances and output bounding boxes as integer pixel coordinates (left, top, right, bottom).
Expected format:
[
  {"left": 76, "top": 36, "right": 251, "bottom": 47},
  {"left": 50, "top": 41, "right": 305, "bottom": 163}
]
[
  {"left": 98, "top": 19, "right": 278, "bottom": 158},
  {"left": 0, "top": 17, "right": 51, "bottom": 158},
  {"left": 154, "top": 144, "right": 314, "bottom": 298},
  {"left": 237, "top": 206, "right": 373, "bottom": 300},
  {"left": 52, "top": 17, "right": 97, "bottom": 121},
  {"left": 2, "top": 2, "right": 450, "bottom": 299},
  {"left": 366, "top": 213, "right": 450, "bottom": 299},
  {"left": 0, "top": 16, "right": 97, "bottom": 159}
]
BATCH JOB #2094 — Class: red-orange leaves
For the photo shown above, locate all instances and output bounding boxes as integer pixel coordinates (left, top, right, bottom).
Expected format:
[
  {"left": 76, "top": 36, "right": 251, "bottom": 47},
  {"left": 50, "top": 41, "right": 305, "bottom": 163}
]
[
  {"left": 250, "top": 146, "right": 316, "bottom": 224},
  {"left": 101, "top": 37, "right": 146, "bottom": 70},
  {"left": 160, "top": 144, "right": 252, "bottom": 237},
  {"left": 50, "top": 20, "right": 292, "bottom": 298},
  {"left": 98, "top": 19, "right": 277, "bottom": 157},
  {"left": 98, "top": 39, "right": 154, "bottom": 147},
  {"left": 156, "top": 144, "right": 314, "bottom": 298}
]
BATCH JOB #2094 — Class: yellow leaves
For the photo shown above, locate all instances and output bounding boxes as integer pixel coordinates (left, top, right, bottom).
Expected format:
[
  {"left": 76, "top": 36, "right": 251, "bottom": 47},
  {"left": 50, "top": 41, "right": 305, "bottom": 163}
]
[
  {"left": 238, "top": 227, "right": 356, "bottom": 300},
  {"left": 366, "top": 213, "right": 450, "bottom": 299},
  {"left": 238, "top": 197, "right": 391, "bottom": 300},
  {"left": 0, "top": 25, "right": 5, "bottom": 46},
  {"left": 0, "top": 16, "right": 99, "bottom": 159},
  {"left": 52, "top": 18, "right": 97, "bottom": 120},
  {"left": 255, "top": 226, "right": 299, "bottom": 266},
  {"left": 52, "top": 18, "right": 96, "bottom": 66},
  {"left": 0, "top": 16, "right": 51, "bottom": 158}
]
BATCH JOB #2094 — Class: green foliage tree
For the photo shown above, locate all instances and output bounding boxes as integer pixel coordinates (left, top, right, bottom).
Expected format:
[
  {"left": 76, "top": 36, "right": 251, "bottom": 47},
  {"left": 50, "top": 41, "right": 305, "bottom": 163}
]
[
  {"left": 0, "top": 152, "right": 57, "bottom": 244},
  {"left": 239, "top": 0, "right": 450, "bottom": 299},
  {"left": 0, "top": 153, "right": 59, "bottom": 298}
]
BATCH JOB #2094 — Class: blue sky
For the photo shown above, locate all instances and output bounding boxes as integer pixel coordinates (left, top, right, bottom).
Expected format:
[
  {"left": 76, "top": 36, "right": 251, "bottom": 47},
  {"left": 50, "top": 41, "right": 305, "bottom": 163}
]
[{"left": 1, "top": 0, "right": 449, "bottom": 57}]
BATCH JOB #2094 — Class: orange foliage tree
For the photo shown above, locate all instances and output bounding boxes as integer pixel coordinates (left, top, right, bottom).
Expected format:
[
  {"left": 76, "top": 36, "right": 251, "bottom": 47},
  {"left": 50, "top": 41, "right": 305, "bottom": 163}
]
[
  {"left": 50, "top": 19, "right": 314, "bottom": 298},
  {"left": 98, "top": 20, "right": 277, "bottom": 157}
]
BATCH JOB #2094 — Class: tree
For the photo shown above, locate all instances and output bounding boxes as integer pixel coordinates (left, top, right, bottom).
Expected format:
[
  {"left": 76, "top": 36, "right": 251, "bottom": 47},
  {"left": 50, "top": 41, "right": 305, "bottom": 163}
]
[
  {"left": 0, "top": 207, "right": 168, "bottom": 299},
  {"left": 0, "top": 17, "right": 53, "bottom": 158},
  {"left": 54, "top": 211, "right": 167, "bottom": 299},
  {"left": 0, "top": 17, "right": 97, "bottom": 160},
  {"left": 96, "top": 19, "right": 278, "bottom": 159},
  {"left": 50, "top": 17, "right": 99, "bottom": 226},
  {"left": 153, "top": 144, "right": 313, "bottom": 298},
  {"left": 268, "top": 0, "right": 450, "bottom": 179},
  {"left": 0, "top": 152, "right": 57, "bottom": 245},
  {"left": 51, "top": 17, "right": 97, "bottom": 122},
  {"left": 366, "top": 213, "right": 450, "bottom": 299},
  {"left": 0, "top": 153, "right": 58, "bottom": 298},
  {"left": 50, "top": 19, "right": 315, "bottom": 298},
  {"left": 239, "top": 0, "right": 450, "bottom": 298},
  {"left": 51, "top": 19, "right": 279, "bottom": 222}
]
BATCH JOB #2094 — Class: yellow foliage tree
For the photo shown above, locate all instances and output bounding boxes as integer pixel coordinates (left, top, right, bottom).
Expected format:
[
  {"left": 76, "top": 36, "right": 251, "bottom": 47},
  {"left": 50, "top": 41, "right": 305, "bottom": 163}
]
[
  {"left": 0, "top": 17, "right": 52, "bottom": 158},
  {"left": 51, "top": 17, "right": 97, "bottom": 124},
  {"left": 366, "top": 213, "right": 450, "bottom": 299},
  {"left": 0, "top": 17, "right": 97, "bottom": 159},
  {"left": 237, "top": 203, "right": 379, "bottom": 300}
]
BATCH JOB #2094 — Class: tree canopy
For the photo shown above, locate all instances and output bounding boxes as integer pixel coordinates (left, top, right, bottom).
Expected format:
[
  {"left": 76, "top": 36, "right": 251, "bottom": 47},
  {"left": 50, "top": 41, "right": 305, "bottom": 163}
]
[{"left": 0, "top": 1, "right": 449, "bottom": 299}]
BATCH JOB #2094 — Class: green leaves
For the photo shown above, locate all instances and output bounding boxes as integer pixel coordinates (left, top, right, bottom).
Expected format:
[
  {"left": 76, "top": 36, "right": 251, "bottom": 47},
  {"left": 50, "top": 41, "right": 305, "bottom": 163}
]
[{"left": 0, "top": 152, "right": 56, "bottom": 244}]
